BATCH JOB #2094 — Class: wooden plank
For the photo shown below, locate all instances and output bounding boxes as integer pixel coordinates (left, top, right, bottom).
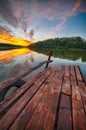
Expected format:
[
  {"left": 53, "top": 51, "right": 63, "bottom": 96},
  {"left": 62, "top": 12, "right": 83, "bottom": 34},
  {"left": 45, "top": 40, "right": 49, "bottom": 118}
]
[
  {"left": 57, "top": 93, "right": 72, "bottom": 130},
  {"left": 75, "top": 66, "right": 82, "bottom": 81},
  {"left": 64, "top": 65, "right": 70, "bottom": 80},
  {"left": 72, "top": 68, "right": 86, "bottom": 113},
  {"left": 57, "top": 109, "right": 72, "bottom": 130},
  {"left": 25, "top": 68, "right": 64, "bottom": 130},
  {"left": 60, "top": 93, "right": 71, "bottom": 109},
  {"left": 0, "top": 69, "right": 50, "bottom": 118},
  {"left": 70, "top": 66, "right": 77, "bottom": 86},
  {"left": 0, "top": 78, "right": 14, "bottom": 89},
  {"left": 73, "top": 108, "right": 86, "bottom": 130},
  {"left": 71, "top": 66, "right": 86, "bottom": 130},
  {"left": 9, "top": 70, "right": 56, "bottom": 130},
  {"left": 72, "top": 85, "right": 83, "bottom": 109},
  {"left": 62, "top": 81, "right": 71, "bottom": 95},
  {"left": 70, "top": 66, "right": 83, "bottom": 108},
  {"left": 0, "top": 69, "right": 51, "bottom": 130},
  {"left": 78, "top": 81, "right": 86, "bottom": 113},
  {"left": 62, "top": 66, "right": 71, "bottom": 95}
]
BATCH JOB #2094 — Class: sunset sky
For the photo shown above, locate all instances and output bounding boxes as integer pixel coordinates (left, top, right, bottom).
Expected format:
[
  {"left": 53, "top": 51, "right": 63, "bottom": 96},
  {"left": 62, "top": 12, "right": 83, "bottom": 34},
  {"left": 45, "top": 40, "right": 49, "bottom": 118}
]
[{"left": 0, "top": 0, "right": 86, "bottom": 46}]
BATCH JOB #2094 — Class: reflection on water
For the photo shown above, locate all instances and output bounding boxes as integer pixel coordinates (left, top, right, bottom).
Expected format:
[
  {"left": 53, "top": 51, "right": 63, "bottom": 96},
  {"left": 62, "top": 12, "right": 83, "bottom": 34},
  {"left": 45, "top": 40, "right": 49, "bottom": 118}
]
[
  {"left": 0, "top": 48, "right": 86, "bottom": 83},
  {"left": 0, "top": 48, "right": 48, "bottom": 82},
  {"left": 34, "top": 49, "right": 86, "bottom": 61},
  {"left": 0, "top": 48, "right": 31, "bottom": 63}
]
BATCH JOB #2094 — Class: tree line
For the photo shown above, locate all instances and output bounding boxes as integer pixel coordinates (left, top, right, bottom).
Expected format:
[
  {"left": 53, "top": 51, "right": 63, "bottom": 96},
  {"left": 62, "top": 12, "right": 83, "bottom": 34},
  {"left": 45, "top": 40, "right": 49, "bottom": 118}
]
[{"left": 29, "top": 37, "right": 86, "bottom": 50}]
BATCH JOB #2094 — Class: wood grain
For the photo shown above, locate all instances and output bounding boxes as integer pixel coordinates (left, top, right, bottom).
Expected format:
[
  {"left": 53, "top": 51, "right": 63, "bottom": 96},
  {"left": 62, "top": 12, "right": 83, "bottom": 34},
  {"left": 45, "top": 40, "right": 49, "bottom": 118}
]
[
  {"left": 71, "top": 66, "right": 86, "bottom": 130},
  {"left": 25, "top": 69, "right": 64, "bottom": 130},
  {"left": 0, "top": 69, "right": 51, "bottom": 130},
  {"left": 10, "top": 70, "right": 55, "bottom": 130}
]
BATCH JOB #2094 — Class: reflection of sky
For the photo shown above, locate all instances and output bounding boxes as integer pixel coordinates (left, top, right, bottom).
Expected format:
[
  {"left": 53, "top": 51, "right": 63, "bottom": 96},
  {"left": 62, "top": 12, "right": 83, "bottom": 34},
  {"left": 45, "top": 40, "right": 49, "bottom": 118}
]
[
  {"left": 0, "top": 49, "right": 48, "bottom": 82},
  {"left": 0, "top": 0, "right": 86, "bottom": 43},
  {"left": 0, "top": 48, "right": 86, "bottom": 82}
]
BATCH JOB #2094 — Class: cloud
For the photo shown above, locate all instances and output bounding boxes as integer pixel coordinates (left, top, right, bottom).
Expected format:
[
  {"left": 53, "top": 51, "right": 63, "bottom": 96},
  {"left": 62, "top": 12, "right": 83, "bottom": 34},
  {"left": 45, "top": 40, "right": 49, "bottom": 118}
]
[
  {"left": 43, "top": 0, "right": 86, "bottom": 38},
  {"left": 0, "top": 27, "right": 11, "bottom": 34},
  {"left": 55, "top": 19, "right": 66, "bottom": 31},
  {"left": 29, "top": 29, "right": 34, "bottom": 39},
  {"left": 0, "top": 0, "right": 86, "bottom": 41}
]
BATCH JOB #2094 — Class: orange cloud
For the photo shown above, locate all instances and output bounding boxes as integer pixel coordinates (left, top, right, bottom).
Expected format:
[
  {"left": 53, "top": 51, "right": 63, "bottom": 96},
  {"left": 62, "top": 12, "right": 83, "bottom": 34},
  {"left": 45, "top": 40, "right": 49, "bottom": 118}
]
[
  {"left": 0, "top": 27, "right": 11, "bottom": 34},
  {"left": 0, "top": 34, "right": 31, "bottom": 46}
]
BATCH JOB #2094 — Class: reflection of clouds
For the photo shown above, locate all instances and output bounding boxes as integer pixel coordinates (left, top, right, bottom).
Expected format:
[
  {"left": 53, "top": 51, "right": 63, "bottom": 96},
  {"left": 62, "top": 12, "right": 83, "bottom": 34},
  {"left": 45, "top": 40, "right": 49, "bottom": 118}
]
[
  {"left": 12, "top": 64, "right": 23, "bottom": 76},
  {"left": 50, "top": 57, "right": 86, "bottom": 67},
  {"left": 29, "top": 55, "right": 34, "bottom": 63}
]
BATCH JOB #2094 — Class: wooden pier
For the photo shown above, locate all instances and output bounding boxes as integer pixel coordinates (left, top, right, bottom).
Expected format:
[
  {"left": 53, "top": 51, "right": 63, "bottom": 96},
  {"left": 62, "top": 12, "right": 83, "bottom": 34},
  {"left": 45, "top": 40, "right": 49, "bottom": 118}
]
[{"left": 0, "top": 65, "right": 86, "bottom": 130}]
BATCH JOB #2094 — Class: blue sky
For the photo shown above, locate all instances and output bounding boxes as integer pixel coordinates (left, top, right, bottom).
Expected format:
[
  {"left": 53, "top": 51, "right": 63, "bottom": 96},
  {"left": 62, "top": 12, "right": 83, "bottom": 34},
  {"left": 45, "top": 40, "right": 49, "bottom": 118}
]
[
  {"left": 56, "top": 12, "right": 86, "bottom": 38},
  {"left": 0, "top": 0, "right": 86, "bottom": 43}
]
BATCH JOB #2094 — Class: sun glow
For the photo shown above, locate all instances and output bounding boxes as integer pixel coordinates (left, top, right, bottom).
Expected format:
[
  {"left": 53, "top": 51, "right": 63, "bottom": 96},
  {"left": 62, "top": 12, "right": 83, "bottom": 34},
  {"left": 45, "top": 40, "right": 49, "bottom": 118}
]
[
  {"left": 0, "top": 48, "right": 31, "bottom": 62},
  {"left": 0, "top": 34, "right": 31, "bottom": 46}
]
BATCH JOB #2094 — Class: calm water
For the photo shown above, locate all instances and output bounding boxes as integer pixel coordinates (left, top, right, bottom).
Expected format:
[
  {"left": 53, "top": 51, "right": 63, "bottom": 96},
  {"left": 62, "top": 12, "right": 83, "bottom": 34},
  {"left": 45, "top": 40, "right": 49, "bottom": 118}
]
[{"left": 0, "top": 48, "right": 86, "bottom": 83}]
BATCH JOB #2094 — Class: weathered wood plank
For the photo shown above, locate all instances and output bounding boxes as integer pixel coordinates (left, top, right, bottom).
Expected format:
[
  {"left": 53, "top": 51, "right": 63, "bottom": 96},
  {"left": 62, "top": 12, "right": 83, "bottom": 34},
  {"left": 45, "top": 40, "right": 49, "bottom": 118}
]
[
  {"left": 70, "top": 66, "right": 77, "bottom": 87},
  {"left": 62, "top": 66, "right": 71, "bottom": 95},
  {"left": 0, "top": 78, "right": 14, "bottom": 89},
  {"left": 73, "top": 108, "right": 86, "bottom": 130},
  {"left": 71, "top": 69, "right": 86, "bottom": 130},
  {"left": 72, "top": 85, "right": 83, "bottom": 109},
  {"left": 71, "top": 66, "right": 86, "bottom": 130},
  {"left": 9, "top": 70, "right": 56, "bottom": 130},
  {"left": 0, "top": 69, "right": 50, "bottom": 118},
  {"left": 25, "top": 68, "right": 64, "bottom": 130},
  {"left": 75, "top": 66, "right": 83, "bottom": 81},
  {"left": 57, "top": 93, "right": 72, "bottom": 130},
  {"left": 78, "top": 81, "right": 86, "bottom": 114},
  {"left": 75, "top": 66, "right": 86, "bottom": 113},
  {"left": 70, "top": 66, "right": 83, "bottom": 108},
  {"left": 57, "top": 109, "right": 72, "bottom": 130},
  {"left": 62, "top": 81, "right": 71, "bottom": 95},
  {"left": 0, "top": 69, "right": 51, "bottom": 130},
  {"left": 60, "top": 93, "right": 71, "bottom": 109}
]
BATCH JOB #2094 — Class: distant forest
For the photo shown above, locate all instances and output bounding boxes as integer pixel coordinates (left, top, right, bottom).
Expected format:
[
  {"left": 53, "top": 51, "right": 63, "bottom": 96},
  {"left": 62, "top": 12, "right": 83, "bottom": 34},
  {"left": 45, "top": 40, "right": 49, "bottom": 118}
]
[
  {"left": 29, "top": 37, "right": 86, "bottom": 51},
  {"left": 0, "top": 43, "right": 22, "bottom": 50}
]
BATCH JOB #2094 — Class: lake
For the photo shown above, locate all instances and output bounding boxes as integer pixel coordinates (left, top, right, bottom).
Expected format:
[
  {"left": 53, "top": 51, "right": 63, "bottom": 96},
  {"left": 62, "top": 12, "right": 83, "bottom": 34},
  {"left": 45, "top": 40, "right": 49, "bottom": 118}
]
[{"left": 0, "top": 48, "right": 86, "bottom": 83}]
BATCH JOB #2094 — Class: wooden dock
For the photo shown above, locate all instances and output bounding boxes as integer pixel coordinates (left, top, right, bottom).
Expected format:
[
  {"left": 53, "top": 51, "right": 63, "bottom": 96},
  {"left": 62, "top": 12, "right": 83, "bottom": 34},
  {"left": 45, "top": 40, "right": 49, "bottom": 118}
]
[{"left": 0, "top": 65, "right": 86, "bottom": 130}]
